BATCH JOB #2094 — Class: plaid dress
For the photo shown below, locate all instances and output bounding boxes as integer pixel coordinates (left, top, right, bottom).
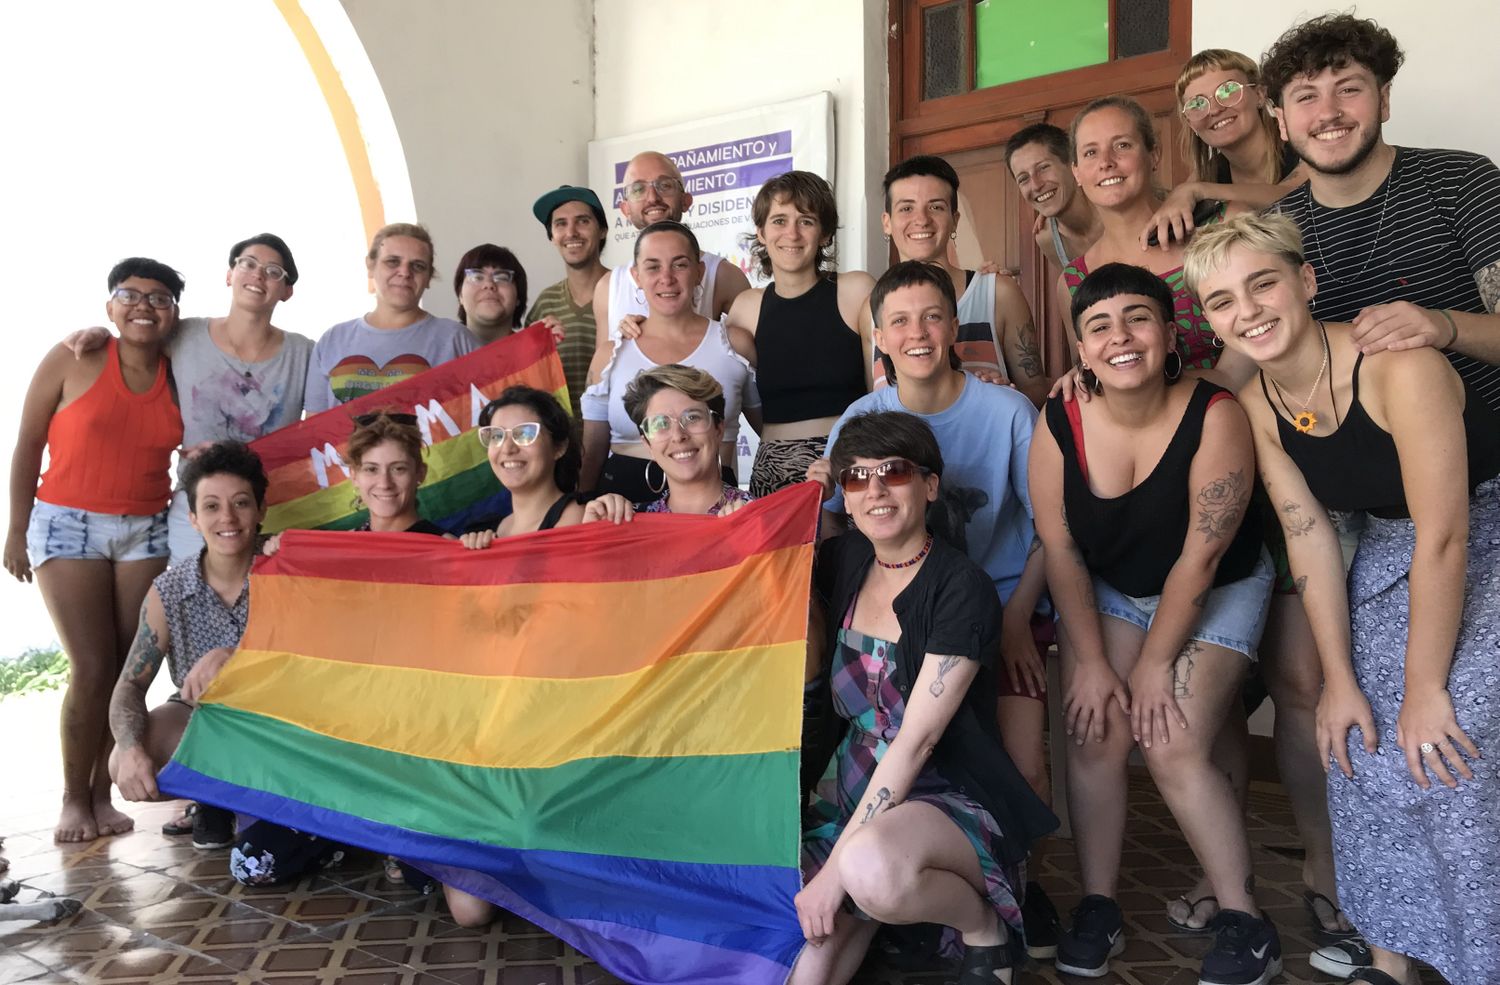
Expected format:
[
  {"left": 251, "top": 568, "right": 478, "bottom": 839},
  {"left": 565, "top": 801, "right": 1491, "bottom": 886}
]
[{"left": 803, "top": 599, "right": 1024, "bottom": 957}]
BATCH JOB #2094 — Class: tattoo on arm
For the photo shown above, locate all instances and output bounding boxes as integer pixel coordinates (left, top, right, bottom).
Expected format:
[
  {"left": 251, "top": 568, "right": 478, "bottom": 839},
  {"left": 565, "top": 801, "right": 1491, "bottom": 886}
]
[
  {"left": 1191, "top": 588, "right": 1210, "bottom": 608},
  {"left": 1478, "top": 260, "right": 1500, "bottom": 314},
  {"left": 122, "top": 598, "right": 166, "bottom": 685},
  {"left": 860, "top": 786, "right": 893, "bottom": 824},
  {"left": 1293, "top": 575, "right": 1308, "bottom": 596},
  {"left": 1280, "top": 500, "right": 1316, "bottom": 537},
  {"left": 1195, "top": 470, "right": 1248, "bottom": 541},
  {"left": 929, "top": 655, "right": 962, "bottom": 698},
  {"left": 1027, "top": 534, "right": 1043, "bottom": 557},
  {"left": 1015, "top": 320, "right": 1043, "bottom": 379},
  {"left": 1173, "top": 640, "right": 1202, "bottom": 698},
  {"left": 111, "top": 601, "right": 165, "bottom": 750}
]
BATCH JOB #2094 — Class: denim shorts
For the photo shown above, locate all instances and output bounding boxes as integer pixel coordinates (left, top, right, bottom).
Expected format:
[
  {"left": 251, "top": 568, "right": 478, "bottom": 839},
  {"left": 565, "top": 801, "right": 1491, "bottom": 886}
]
[
  {"left": 26, "top": 500, "right": 170, "bottom": 568},
  {"left": 1093, "top": 550, "right": 1274, "bottom": 660}
]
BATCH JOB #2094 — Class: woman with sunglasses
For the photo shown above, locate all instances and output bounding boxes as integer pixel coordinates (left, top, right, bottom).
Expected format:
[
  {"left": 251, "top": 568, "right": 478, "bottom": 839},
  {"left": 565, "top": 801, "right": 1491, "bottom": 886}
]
[
  {"left": 1139, "top": 51, "right": 1307, "bottom": 251},
  {"left": 586, "top": 364, "right": 751, "bottom": 519},
  {"left": 1031, "top": 263, "right": 1280, "bottom": 984},
  {"left": 6, "top": 257, "right": 184, "bottom": 844},
  {"left": 790, "top": 411, "right": 1054, "bottom": 985},
  {"left": 305, "top": 223, "right": 477, "bottom": 415},
  {"left": 1185, "top": 213, "right": 1500, "bottom": 985},
  {"left": 580, "top": 221, "right": 760, "bottom": 501}
]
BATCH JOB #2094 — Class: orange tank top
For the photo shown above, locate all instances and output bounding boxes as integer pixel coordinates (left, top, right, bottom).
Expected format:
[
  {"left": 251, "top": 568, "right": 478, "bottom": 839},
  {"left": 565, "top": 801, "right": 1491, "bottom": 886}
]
[{"left": 36, "top": 338, "right": 182, "bottom": 515}]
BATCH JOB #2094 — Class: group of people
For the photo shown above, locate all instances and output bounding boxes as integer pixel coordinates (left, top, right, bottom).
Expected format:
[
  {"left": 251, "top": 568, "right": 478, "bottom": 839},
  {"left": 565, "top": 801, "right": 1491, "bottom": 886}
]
[{"left": 5, "top": 11, "right": 1497, "bottom": 985}]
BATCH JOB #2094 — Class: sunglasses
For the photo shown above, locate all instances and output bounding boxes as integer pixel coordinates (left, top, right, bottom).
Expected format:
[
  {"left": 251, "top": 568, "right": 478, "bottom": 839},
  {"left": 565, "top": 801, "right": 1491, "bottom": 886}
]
[
  {"left": 836, "top": 458, "right": 931, "bottom": 493},
  {"left": 1182, "top": 80, "right": 1258, "bottom": 119},
  {"left": 476, "top": 422, "right": 542, "bottom": 447}
]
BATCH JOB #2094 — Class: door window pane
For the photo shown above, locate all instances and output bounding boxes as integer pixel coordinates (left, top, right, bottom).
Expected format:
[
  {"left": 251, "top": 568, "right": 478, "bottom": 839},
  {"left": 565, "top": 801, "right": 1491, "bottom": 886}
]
[
  {"left": 976, "top": 0, "right": 1109, "bottom": 89},
  {"left": 1116, "top": 0, "right": 1170, "bottom": 58},
  {"left": 923, "top": 1, "right": 967, "bottom": 100}
]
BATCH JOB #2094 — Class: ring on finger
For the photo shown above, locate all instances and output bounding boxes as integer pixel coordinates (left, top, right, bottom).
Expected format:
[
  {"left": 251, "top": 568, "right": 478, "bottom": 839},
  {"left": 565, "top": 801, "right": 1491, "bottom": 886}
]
[{"left": 1419, "top": 741, "right": 1437, "bottom": 755}]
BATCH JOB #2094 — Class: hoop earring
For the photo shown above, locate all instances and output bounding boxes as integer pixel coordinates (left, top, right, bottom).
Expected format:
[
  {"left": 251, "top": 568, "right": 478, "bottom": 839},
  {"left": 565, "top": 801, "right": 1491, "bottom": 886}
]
[
  {"left": 692, "top": 283, "right": 705, "bottom": 310},
  {"left": 1209, "top": 330, "right": 1225, "bottom": 349},
  {"left": 645, "top": 459, "right": 667, "bottom": 495},
  {"left": 633, "top": 287, "right": 646, "bottom": 306},
  {"left": 1164, "top": 350, "right": 1184, "bottom": 381},
  {"left": 1080, "top": 366, "right": 1102, "bottom": 394}
]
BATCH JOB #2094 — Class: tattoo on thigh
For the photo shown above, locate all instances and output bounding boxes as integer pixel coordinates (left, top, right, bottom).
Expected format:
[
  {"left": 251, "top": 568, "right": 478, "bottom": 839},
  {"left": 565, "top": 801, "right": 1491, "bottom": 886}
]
[
  {"left": 1173, "top": 641, "right": 1202, "bottom": 698},
  {"left": 1016, "top": 320, "right": 1043, "bottom": 379},
  {"left": 1280, "top": 499, "right": 1316, "bottom": 537},
  {"left": 1196, "top": 470, "right": 1248, "bottom": 541},
  {"left": 861, "top": 787, "right": 893, "bottom": 824},
  {"left": 929, "top": 655, "right": 962, "bottom": 698},
  {"left": 1191, "top": 587, "right": 1210, "bottom": 608}
]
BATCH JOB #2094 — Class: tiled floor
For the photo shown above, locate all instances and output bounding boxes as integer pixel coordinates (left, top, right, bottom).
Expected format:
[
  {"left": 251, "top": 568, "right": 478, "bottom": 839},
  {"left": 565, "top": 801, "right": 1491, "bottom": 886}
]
[{"left": 0, "top": 776, "right": 1448, "bottom": 985}]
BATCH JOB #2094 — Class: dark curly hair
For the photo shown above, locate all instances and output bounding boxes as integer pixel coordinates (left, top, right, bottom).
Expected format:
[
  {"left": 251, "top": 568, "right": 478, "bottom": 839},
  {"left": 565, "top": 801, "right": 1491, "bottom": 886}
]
[
  {"left": 1260, "top": 13, "right": 1404, "bottom": 105},
  {"left": 829, "top": 411, "right": 944, "bottom": 480},
  {"left": 478, "top": 386, "right": 581, "bottom": 493},
  {"left": 181, "top": 441, "right": 269, "bottom": 512},
  {"left": 745, "top": 171, "right": 839, "bottom": 278}
]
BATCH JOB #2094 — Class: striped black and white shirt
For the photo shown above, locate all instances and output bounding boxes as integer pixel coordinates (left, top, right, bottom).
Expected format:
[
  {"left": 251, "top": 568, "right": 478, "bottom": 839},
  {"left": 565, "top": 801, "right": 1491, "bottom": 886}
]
[{"left": 1271, "top": 146, "right": 1500, "bottom": 412}]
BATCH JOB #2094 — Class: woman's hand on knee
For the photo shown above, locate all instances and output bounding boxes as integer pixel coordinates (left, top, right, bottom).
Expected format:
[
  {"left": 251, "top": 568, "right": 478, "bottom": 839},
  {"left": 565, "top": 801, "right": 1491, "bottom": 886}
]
[
  {"left": 1064, "top": 659, "right": 1129, "bottom": 745},
  {"left": 1316, "top": 680, "right": 1377, "bottom": 779},
  {"left": 794, "top": 867, "right": 847, "bottom": 946},
  {"left": 1128, "top": 660, "right": 1188, "bottom": 749}
]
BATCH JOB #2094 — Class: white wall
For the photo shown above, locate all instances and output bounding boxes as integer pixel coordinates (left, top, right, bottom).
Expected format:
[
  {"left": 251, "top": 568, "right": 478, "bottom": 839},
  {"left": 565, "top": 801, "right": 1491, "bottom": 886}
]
[
  {"left": 340, "top": 0, "right": 596, "bottom": 318},
  {"left": 592, "top": 0, "right": 890, "bottom": 274},
  {"left": 1193, "top": 0, "right": 1500, "bottom": 167}
]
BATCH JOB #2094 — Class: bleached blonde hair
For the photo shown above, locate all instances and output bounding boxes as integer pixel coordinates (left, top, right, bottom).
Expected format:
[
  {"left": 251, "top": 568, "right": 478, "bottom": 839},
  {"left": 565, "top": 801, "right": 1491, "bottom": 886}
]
[{"left": 1182, "top": 212, "right": 1307, "bottom": 296}]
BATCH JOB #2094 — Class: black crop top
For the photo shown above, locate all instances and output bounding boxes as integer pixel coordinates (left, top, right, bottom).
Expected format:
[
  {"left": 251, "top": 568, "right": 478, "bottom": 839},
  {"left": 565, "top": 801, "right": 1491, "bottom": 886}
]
[
  {"left": 755, "top": 276, "right": 865, "bottom": 424},
  {"left": 1267, "top": 353, "right": 1500, "bottom": 519},
  {"left": 1045, "top": 381, "right": 1263, "bottom": 598}
]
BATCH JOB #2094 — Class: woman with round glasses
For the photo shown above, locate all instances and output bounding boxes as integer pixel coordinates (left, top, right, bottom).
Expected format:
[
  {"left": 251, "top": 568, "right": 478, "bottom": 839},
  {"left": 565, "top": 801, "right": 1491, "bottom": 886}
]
[
  {"left": 580, "top": 221, "right": 760, "bottom": 501},
  {"left": 6, "top": 257, "right": 184, "bottom": 844},
  {"left": 790, "top": 411, "right": 1054, "bottom": 985},
  {"left": 305, "top": 223, "right": 477, "bottom": 414},
  {"left": 586, "top": 364, "right": 751, "bottom": 518},
  {"left": 1184, "top": 213, "right": 1500, "bottom": 985},
  {"left": 452, "top": 244, "right": 527, "bottom": 345},
  {"left": 1138, "top": 50, "right": 1307, "bottom": 250},
  {"left": 1032, "top": 263, "right": 1280, "bottom": 984}
]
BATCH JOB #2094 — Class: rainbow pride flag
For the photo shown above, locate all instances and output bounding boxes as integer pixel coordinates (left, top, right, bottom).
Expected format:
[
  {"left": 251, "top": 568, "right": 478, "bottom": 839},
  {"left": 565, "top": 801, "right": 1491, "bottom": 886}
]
[
  {"left": 251, "top": 324, "right": 568, "bottom": 534},
  {"left": 158, "top": 482, "right": 820, "bottom": 985}
]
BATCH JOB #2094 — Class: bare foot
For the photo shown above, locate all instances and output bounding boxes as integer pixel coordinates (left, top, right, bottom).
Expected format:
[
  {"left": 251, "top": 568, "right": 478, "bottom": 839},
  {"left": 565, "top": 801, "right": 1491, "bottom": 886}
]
[
  {"left": 55, "top": 799, "right": 99, "bottom": 843},
  {"left": 92, "top": 798, "right": 136, "bottom": 837}
]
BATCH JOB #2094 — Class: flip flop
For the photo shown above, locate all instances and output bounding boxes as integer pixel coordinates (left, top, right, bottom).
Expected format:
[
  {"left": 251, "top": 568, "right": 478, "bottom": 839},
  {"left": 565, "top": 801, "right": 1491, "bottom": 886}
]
[
  {"left": 161, "top": 803, "right": 198, "bottom": 836},
  {"left": 1302, "top": 889, "right": 1357, "bottom": 944},
  {"left": 1165, "top": 894, "right": 1219, "bottom": 933}
]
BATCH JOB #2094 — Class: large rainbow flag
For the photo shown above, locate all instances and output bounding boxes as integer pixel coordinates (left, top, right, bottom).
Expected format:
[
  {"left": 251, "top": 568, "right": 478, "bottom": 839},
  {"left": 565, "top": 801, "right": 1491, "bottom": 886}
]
[
  {"left": 157, "top": 483, "right": 820, "bottom": 984},
  {"left": 251, "top": 324, "right": 568, "bottom": 534}
]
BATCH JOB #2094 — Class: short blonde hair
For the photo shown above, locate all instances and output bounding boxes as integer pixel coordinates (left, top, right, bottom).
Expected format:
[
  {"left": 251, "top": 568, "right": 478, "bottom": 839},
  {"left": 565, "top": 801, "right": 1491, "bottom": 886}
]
[
  {"left": 1182, "top": 212, "right": 1306, "bottom": 296},
  {"left": 622, "top": 364, "right": 726, "bottom": 428}
]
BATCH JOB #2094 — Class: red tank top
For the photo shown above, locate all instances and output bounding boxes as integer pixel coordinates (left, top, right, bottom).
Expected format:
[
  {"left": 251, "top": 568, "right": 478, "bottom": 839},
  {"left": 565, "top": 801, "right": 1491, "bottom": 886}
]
[{"left": 36, "top": 338, "right": 182, "bottom": 515}]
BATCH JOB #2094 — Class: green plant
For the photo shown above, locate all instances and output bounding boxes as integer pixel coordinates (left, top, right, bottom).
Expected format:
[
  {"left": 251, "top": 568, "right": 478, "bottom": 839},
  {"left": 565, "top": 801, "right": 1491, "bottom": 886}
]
[{"left": 0, "top": 647, "right": 69, "bottom": 698}]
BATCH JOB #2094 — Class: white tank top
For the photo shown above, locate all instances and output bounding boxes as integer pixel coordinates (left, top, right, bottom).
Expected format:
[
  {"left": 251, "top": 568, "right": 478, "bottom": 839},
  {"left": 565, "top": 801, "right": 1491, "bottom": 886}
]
[
  {"left": 580, "top": 319, "right": 760, "bottom": 445},
  {"left": 606, "top": 251, "right": 724, "bottom": 340}
]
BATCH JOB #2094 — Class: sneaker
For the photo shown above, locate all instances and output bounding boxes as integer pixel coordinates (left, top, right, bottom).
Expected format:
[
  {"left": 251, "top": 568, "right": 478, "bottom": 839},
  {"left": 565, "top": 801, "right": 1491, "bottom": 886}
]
[
  {"left": 191, "top": 805, "right": 235, "bottom": 850},
  {"left": 1309, "top": 935, "right": 1373, "bottom": 978},
  {"left": 1022, "top": 880, "right": 1060, "bottom": 960},
  {"left": 1055, "top": 895, "right": 1125, "bottom": 978},
  {"left": 1198, "top": 909, "right": 1282, "bottom": 985}
]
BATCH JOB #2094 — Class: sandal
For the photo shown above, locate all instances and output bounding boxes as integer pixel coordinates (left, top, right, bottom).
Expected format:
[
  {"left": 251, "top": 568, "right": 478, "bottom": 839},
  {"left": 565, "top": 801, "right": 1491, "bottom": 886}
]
[
  {"left": 382, "top": 854, "right": 405, "bottom": 883},
  {"left": 1165, "top": 894, "right": 1219, "bottom": 933},
  {"left": 161, "top": 803, "right": 198, "bottom": 836},
  {"left": 957, "top": 940, "right": 1014, "bottom": 984},
  {"left": 1302, "top": 889, "right": 1356, "bottom": 944}
]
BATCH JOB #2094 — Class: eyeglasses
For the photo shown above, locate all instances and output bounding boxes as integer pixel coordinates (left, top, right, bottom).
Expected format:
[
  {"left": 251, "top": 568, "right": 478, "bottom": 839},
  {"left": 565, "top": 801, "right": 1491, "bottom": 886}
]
[
  {"left": 640, "top": 408, "right": 721, "bottom": 439},
  {"left": 110, "top": 287, "right": 175, "bottom": 310},
  {"left": 464, "top": 268, "right": 516, "bottom": 286},
  {"left": 836, "top": 459, "right": 931, "bottom": 493},
  {"left": 623, "top": 177, "right": 684, "bottom": 202},
  {"left": 232, "top": 255, "right": 290, "bottom": 282},
  {"left": 476, "top": 422, "right": 542, "bottom": 447},
  {"left": 1182, "top": 80, "right": 1258, "bottom": 119},
  {"left": 352, "top": 412, "right": 419, "bottom": 427}
]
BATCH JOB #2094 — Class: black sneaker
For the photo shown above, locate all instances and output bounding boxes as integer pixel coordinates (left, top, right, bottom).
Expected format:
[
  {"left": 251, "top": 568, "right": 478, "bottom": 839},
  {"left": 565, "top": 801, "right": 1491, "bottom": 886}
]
[
  {"left": 1198, "top": 909, "right": 1282, "bottom": 985},
  {"left": 1022, "top": 880, "right": 1060, "bottom": 960},
  {"left": 192, "top": 805, "right": 236, "bottom": 850},
  {"left": 1055, "top": 895, "right": 1125, "bottom": 978},
  {"left": 1309, "top": 935, "right": 1373, "bottom": 978}
]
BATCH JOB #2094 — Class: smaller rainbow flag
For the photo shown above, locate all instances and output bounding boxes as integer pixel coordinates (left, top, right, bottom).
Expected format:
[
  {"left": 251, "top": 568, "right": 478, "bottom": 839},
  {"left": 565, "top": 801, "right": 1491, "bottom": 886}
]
[
  {"left": 251, "top": 324, "right": 568, "bottom": 534},
  {"left": 158, "top": 483, "right": 819, "bottom": 984}
]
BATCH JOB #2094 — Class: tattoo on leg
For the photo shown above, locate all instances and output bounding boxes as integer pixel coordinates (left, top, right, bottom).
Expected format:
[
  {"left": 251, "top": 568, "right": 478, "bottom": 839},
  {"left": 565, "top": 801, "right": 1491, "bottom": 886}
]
[
  {"left": 929, "top": 655, "right": 962, "bottom": 698},
  {"left": 1244, "top": 874, "right": 1256, "bottom": 897},
  {"left": 861, "top": 787, "right": 892, "bottom": 824},
  {"left": 1293, "top": 575, "right": 1307, "bottom": 596},
  {"left": 1016, "top": 320, "right": 1043, "bottom": 379},
  {"left": 1191, "top": 588, "right": 1209, "bottom": 608},
  {"left": 1280, "top": 499, "right": 1316, "bottom": 537},
  {"left": 1173, "top": 641, "right": 1202, "bottom": 698},
  {"left": 1195, "top": 470, "right": 1248, "bottom": 541}
]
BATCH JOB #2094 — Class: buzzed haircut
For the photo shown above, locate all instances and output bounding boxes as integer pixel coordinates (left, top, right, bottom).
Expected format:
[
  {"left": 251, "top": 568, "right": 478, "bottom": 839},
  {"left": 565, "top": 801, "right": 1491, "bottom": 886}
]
[
  {"left": 869, "top": 259, "right": 958, "bottom": 327},
  {"left": 882, "top": 155, "right": 960, "bottom": 213},
  {"left": 1260, "top": 13, "right": 1405, "bottom": 105},
  {"left": 1005, "top": 124, "right": 1071, "bottom": 173}
]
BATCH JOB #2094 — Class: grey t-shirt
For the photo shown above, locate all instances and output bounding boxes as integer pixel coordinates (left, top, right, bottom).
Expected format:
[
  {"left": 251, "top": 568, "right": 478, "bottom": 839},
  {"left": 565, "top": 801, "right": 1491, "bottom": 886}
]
[
  {"left": 304, "top": 314, "right": 478, "bottom": 413},
  {"left": 169, "top": 317, "right": 314, "bottom": 447}
]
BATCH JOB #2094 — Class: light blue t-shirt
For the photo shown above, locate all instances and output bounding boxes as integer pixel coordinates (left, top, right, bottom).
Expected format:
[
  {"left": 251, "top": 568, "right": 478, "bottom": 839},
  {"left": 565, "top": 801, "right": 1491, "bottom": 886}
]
[
  {"left": 304, "top": 314, "right": 478, "bottom": 414},
  {"left": 826, "top": 373, "right": 1038, "bottom": 603}
]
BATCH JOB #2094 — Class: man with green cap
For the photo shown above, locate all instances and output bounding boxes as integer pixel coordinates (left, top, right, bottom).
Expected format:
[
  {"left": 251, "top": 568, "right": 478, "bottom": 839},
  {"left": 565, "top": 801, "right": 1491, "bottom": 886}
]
[{"left": 527, "top": 185, "right": 610, "bottom": 416}]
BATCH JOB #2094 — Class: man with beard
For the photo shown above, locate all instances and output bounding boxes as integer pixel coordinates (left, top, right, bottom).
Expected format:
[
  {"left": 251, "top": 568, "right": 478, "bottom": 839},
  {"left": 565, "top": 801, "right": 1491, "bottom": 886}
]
[
  {"left": 529, "top": 186, "right": 611, "bottom": 417},
  {"left": 1264, "top": 13, "right": 1500, "bottom": 412},
  {"left": 591, "top": 151, "right": 751, "bottom": 354}
]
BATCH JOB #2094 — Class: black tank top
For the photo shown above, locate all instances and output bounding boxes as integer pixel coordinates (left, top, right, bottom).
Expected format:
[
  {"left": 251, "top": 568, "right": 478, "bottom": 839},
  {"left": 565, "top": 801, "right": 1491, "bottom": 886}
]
[
  {"left": 1045, "top": 381, "right": 1263, "bottom": 597},
  {"left": 755, "top": 276, "right": 865, "bottom": 424},
  {"left": 538, "top": 493, "right": 575, "bottom": 531},
  {"left": 1266, "top": 353, "right": 1500, "bottom": 519}
]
